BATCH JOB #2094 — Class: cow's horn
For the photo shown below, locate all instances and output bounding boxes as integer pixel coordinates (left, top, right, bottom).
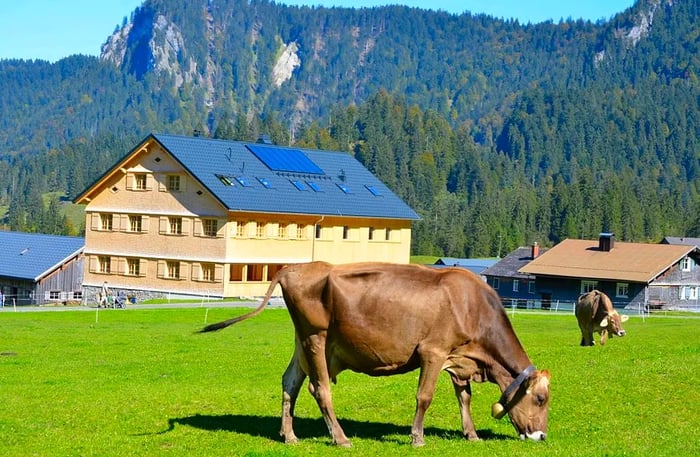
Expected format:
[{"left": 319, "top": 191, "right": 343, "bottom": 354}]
[{"left": 491, "top": 402, "right": 506, "bottom": 419}]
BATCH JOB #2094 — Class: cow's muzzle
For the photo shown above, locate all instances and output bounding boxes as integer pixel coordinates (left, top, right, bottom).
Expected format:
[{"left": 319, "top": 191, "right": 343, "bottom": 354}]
[{"left": 520, "top": 431, "right": 546, "bottom": 441}]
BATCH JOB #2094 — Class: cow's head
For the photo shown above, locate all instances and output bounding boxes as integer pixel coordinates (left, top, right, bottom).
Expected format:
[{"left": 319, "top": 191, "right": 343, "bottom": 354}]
[
  {"left": 599, "top": 311, "right": 629, "bottom": 344},
  {"left": 492, "top": 369, "right": 551, "bottom": 441}
]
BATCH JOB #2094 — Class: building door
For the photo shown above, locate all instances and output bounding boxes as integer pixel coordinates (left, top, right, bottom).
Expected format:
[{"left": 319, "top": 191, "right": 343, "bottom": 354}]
[{"left": 541, "top": 292, "right": 551, "bottom": 310}]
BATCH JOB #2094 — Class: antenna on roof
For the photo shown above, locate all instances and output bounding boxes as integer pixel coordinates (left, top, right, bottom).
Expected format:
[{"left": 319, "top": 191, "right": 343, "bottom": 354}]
[{"left": 193, "top": 129, "right": 202, "bottom": 137}]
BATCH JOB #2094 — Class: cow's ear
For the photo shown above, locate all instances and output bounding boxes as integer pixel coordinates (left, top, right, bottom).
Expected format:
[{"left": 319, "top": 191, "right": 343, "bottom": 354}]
[
  {"left": 600, "top": 317, "right": 608, "bottom": 327},
  {"left": 621, "top": 314, "right": 629, "bottom": 322}
]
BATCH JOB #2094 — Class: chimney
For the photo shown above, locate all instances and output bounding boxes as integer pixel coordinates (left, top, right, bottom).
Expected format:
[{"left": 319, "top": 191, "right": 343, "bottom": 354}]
[
  {"left": 256, "top": 134, "right": 273, "bottom": 144},
  {"left": 599, "top": 232, "right": 615, "bottom": 252},
  {"left": 531, "top": 242, "right": 540, "bottom": 259}
]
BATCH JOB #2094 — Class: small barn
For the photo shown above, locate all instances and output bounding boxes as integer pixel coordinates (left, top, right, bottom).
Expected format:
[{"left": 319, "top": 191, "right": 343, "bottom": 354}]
[
  {"left": 0, "top": 231, "right": 85, "bottom": 306},
  {"left": 482, "top": 243, "right": 549, "bottom": 308},
  {"left": 433, "top": 257, "right": 498, "bottom": 278}
]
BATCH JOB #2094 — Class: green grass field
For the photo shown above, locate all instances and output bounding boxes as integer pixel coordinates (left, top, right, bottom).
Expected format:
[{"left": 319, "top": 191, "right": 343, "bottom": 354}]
[{"left": 0, "top": 308, "right": 698, "bottom": 456}]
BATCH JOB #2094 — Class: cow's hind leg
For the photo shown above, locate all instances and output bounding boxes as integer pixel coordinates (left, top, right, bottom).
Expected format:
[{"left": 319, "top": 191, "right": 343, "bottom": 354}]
[
  {"left": 280, "top": 346, "right": 307, "bottom": 444},
  {"left": 304, "top": 333, "right": 352, "bottom": 447},
  {"left": 411, "top": 354, "right": 443, "bottom": 446},
  {"left": 580, "top": 325, "right": 595, "bottom": 346},
  {"left": 450, "top": 377, "right": 479, "bottom": 441}
]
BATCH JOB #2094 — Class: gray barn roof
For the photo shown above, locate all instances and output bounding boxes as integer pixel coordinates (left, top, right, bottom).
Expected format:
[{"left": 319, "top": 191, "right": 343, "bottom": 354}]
[
  {"left": 151, "top": 134, "right": 420, "bottom": 220},
  {"left": 0, "top": 231, "right": 84, "bottom": 281},
  {"left": 433, "top": 257, "right": 498, "bottom": 275}
]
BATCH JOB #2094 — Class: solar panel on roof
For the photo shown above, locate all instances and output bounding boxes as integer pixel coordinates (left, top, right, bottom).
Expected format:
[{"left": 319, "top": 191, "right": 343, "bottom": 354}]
[
  {"left": 290, "top": 179, "right": 306, "bottom": 191},
  {"left": 235, "top": 176, "right": 251, "bottom": 187},
  {"left": 257, "top": 177, "right": 273, "bottom": 189},
  {"left": 365, "top": 185, "right": 382, "bottom": 196},
  {"left": 247, "top": 144, "right": 325, "bottom": 175}
]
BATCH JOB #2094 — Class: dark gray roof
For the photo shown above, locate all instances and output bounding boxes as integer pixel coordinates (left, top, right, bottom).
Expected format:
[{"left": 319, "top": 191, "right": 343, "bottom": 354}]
[
  {"left": 661, "top": 236, "right": 700, "bottom": 247},
  {"left": 0, "top": 231, "right": 84, "bottom": 281},
  {"left": 151, "top": 134, "right": 420, "bottom": 220},
  {"left": 482, "top": 246, "right": 548, "bottom": 280}
]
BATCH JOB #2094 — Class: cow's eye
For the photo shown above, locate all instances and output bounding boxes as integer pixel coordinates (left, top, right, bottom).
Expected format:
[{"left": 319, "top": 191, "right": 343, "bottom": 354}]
[{"left": 536, "top": 394, "right": 546, "bottom": 406}]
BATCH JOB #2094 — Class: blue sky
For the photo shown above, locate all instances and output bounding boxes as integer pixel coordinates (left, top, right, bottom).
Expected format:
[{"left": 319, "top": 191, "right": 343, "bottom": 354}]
[{"left": 0, "top": 0, "right": 635, "bottom": 62}]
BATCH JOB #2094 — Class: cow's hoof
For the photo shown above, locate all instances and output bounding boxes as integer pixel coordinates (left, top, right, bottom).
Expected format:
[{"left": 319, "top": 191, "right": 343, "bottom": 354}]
[
  {"left": 281, "top": 434, "right": 299, "bottom": 445},
  {"left": 411, "top": 434, "right": 425, "bottom": 447},
  {"left": 465, "top": 433, "right": 480, "bottom": 441},
  {"left": 335, "top": 440, "right": 352, "bottom": 448}
]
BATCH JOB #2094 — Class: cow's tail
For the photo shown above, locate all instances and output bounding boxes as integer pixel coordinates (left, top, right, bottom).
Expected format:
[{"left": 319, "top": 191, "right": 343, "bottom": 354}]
[{"left": 199, "top": 273, "right": 282, "bottom": 333}]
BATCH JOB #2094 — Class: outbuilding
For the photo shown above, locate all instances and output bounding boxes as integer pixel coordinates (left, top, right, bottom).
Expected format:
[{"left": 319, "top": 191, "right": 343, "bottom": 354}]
[{"left": 0, "top": 231, "right": 85, "bottom": 306}]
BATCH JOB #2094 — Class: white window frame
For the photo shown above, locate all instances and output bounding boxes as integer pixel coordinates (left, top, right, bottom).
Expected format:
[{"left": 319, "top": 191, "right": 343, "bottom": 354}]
[
  {"left": 100, "top": 213, "right": 113, "bottom": 231},
  {"left": 616, "top": 283, "right": 629, "bottom": 298},
  {"left": 681, "top": 257, "right": 692, "bottom": 272},
  {"left": 581, "top": 280, "right": 598, "bottom": 294},
  {"left": 167, "top": 175, "right": 181, "bottom": 192}
]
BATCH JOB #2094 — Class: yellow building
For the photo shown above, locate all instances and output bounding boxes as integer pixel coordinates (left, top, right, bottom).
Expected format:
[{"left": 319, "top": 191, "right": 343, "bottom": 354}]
[{"left": 74, "top": 133, "right": 419, "bottom": 300}]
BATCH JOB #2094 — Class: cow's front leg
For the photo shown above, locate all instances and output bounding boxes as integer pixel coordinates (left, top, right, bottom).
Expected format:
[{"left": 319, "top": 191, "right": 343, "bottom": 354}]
[
  {"left": 451, "top": 377, "right": 479, "bottom": 441},
  {"left": 280, "top": 344, "right": 307, "bottom": 444},
  {"left": 411, "top": 355, "right": 443, "bottom": 446},
  {"left": 304, "top": 333, "right": 352, "bottom": 447}
]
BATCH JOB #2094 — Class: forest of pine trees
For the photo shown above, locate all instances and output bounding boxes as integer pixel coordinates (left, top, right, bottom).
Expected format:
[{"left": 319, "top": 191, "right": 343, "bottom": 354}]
[{"left": 1, "top": 0, "right": 699, "bottom": 257}]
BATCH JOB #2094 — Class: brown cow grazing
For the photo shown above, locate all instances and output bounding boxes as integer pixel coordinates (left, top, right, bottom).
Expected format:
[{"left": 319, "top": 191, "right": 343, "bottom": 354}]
[
  {"left": 201, "top": 262, "right": 551, "bottom": 446},
  {"left": 575, "top": 290, "right": 629, "bottom": 346}
]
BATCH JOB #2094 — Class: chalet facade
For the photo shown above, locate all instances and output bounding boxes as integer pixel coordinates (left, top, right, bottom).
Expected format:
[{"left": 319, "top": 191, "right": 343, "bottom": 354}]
[
  {"left": 0, "top": 231, "right": 84, "bottom": 306},
  {"left": 74, "top": 133, "right": 419, "bottom": 301},
  {"left": 519, "top": 234, "right": 700, "bottom": 311}
]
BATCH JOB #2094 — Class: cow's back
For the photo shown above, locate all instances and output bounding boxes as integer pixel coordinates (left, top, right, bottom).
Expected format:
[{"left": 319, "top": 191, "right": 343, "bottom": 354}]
[{"left": 316, "top": 263, "right": 507, "bottom": 377}]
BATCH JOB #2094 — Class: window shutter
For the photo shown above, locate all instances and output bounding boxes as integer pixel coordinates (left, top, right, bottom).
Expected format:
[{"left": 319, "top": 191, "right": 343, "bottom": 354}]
[
  {"left": 159, "top": 216, "right": 168, "bottom": 234},
  {"left": 182, "top": 218, "right": 190, "bottom": 235},
  {"left": 89, "top": 256, "right": 98, "bottom": 273},
  {"left": 141, "top": 216, "right": 150, "bottom": 232},
  {"left": 145, "top": 174, "right": 154, "bottom": 190},
  {"left": 191, "top": 263, "right": 201, "bottom": 280},
  {"left": 158, "top": 174, "right": 167, "bottom": 191},
  {"left": 90, "top": 213, "right": 100, "bottom": 231},
  {"left": 118, "top": 214, "right": 128, "bottom": 231},
  {"left": 193, "top": 219, "right": 202, "bottom": 236},
  {"left": 214, "top": 264, "right": 224, "bottom": 283},
  {"left": 180, "top": 262, "right": 189, "bottom": 280}
]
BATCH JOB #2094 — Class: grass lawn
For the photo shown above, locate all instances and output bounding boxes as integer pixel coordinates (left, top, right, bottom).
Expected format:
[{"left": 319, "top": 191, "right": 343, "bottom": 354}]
[{"left": 0, "top": 308, "right": 698, "bottom": 456}]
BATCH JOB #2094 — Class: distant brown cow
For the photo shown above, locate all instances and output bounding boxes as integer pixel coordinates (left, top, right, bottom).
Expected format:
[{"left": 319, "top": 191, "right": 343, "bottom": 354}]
[
  {"left": 575, "top": 290, "right": 629, "bottom": 346},
  {"left": 201, "top": 262, "right": 550, "bottom": 446}
]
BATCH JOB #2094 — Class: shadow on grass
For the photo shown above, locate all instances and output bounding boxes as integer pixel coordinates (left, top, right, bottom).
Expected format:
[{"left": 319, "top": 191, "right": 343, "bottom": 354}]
[{"left": 156, "top": 413, "right": 512, "bottom": 444}]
